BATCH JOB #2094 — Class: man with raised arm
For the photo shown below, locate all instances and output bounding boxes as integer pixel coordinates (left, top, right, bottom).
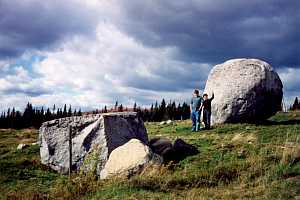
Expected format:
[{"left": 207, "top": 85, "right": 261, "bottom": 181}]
[{"left": 201, "top": 92, "right": 214, "bottom": 130}]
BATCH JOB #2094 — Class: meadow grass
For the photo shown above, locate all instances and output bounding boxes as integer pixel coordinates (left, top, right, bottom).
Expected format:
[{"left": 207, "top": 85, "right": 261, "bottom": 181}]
[{"left": 0, "top": 111, "right": 299, "bottom": 199}]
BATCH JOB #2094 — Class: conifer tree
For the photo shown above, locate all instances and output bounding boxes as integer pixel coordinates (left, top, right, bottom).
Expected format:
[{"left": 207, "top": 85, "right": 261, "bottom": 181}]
[
  {"left": 68, "top": 105, "right": 72, "bottom": 117},
  {"left": 118, "top": 104, "right": 123, "bottom": 112},
  {"left": 115, "top": 101, "right": 118, "bottom": 110},
  {"left": 78, "top": 109, "right": 82, "bottom": 116},
  {"left": 63, "top": 104, "right": 67, "bottom": 117},
  {"left": 292, "top": 97, "right": 299, "bottom": 110}
]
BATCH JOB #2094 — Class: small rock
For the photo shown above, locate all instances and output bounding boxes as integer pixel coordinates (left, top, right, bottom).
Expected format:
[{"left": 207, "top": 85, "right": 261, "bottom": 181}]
[
  {"left": 166, "top": 120, "right": 173, "bottom": 125},
  {"left": 159, "top": 121, "right": 166, "bottom": 125},
  {"left": 17, "top": 143, "right": 29, "bottom": 150}
]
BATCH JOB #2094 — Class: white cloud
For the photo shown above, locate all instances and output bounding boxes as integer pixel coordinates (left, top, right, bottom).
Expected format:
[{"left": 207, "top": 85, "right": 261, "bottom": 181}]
[
  {"left": 278, "top": 67, "right": 300, "bottom": 105},
  {"left": 279, "top": 68, "right": 300, "bottom": 91},
  {"left": 0, "top": 22, "right": 209, "bottom": 111}
]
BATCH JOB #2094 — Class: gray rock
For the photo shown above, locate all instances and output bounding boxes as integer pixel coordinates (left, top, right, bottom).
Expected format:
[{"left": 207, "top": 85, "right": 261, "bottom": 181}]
[
  {"left": 149, "top": 137, "right": 173, "bottom": 156},
  {"left": 17, "top": 143, "right": 29, "bottom": 150},
  {"left": 149, "top": 138, "right": 199, "bottom": 163},
  {"left": 39, "top": 112, "right": 148, "bottom": 175},
  {"left": 159, "top": 121, "right": 166, "bottom": 125},
  {"left": 166, "top": 120, "right": 173, "bottom": 125},
  {"left": 204, "top": 58, "right": 283, "bottom": 124}
]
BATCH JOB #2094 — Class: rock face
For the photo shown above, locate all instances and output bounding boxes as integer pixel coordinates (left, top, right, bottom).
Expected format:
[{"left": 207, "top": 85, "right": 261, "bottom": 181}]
[
  {"left": 100, "top": 139, "right": 162, "bottom": 179},
  {"left": 204, "top": 58, "right": 283, "bottom": 124},
  {"left": 39, "top": 112, "right": 148, "bottom": 175}
]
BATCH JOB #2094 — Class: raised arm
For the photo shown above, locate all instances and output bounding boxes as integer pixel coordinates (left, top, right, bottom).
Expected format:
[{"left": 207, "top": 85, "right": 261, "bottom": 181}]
[{"left": 210, "top": 92, "right": 214, "bottom": 101}]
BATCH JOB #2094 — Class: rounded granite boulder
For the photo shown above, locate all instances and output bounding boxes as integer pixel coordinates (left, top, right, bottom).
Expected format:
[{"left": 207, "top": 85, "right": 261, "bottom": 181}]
[{"left": 204, "top": 58, "right": 283, "bottom": 124}]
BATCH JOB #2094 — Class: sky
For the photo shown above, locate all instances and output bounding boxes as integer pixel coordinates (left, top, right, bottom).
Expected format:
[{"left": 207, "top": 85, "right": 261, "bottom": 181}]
[{"left": 0, "top": 0, "right": 299, "bottom": 111}]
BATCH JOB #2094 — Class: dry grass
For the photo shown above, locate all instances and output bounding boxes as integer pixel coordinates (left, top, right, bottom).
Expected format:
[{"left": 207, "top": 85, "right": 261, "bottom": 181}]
[{"left": 0, "top": 112, "right": 300, "bottom": 199}]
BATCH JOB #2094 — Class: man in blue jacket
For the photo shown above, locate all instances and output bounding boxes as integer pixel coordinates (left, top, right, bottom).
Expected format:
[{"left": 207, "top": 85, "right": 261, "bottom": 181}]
[{"left": 190, "top": 89, "right": 203, "bottom": 132}]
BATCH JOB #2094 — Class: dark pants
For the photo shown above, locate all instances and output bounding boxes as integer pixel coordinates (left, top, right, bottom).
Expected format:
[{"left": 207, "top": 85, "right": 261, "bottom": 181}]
[
  {"left": 191, "top": 110, "right": 200, "bottom": 131},
  {"left": 203, "top": 109, "right": 211, "bottom": 129}
]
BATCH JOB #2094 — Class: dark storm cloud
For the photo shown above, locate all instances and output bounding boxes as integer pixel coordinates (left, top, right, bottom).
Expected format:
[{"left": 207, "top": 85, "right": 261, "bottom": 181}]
[
  {"left": 2, "top": 87, "right": 50, "bottom": 97},
  {"left": 0, "top": 0, "right": 97, "bottom": 59},
  {"left": 115, "top": 0, "right": 300, "bottom": 68},
  {"left": 124, "top": 63, "right": 210, "bottom": 91}
]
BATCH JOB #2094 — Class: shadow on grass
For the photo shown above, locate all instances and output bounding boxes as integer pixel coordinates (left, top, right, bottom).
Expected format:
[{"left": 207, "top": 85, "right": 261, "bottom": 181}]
[{"left": 256, "top": 119, "right": 300, "bottom": 126}]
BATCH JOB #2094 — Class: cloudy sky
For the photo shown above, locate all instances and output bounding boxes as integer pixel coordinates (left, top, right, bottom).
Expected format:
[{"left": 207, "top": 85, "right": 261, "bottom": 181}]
[{"left": 0, "top": 0, "right": 299, "bottom": 111}]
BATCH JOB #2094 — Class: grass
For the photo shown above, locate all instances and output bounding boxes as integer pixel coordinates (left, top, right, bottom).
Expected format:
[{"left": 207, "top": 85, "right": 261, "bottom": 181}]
[{"left": 0, "top": 111, "right": 299, "bottom": 199}]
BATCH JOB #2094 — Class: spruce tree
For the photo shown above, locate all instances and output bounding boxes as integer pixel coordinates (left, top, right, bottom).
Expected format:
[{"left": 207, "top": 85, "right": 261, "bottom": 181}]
[
  {"left": 68, "top": 105, "right": 72, "bottom": 117},
  {"left": 115, "top": 101, "right": 118, "bottom": 110},
  {"left": 78, "top": 109, "right": 82, "bottom": 116},
  {"left": 118, "top": 104, "right": 123, "bottom": 112},
  {"left": 292, "top": 97, "right": 299, "bottom": 110},
  {"left": 45, "top": 108, "right": 52, "bottom": 121},
  {"left": 159, "top": 99, "right": 166, "bottom": 121},
  {"left": 63, "top": 104, "right": 67, "bottom": 117}
]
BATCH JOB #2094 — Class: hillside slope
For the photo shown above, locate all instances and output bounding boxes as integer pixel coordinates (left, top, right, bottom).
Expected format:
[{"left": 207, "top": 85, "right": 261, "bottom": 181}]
[{"left": 0, "top": 112, "right": 299, "bottom": 199}]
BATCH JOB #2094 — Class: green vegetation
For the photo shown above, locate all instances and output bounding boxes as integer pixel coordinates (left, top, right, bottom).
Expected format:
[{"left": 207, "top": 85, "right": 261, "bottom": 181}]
[{"left": 0, "top": 112, "right": 299, "bottom": 199}]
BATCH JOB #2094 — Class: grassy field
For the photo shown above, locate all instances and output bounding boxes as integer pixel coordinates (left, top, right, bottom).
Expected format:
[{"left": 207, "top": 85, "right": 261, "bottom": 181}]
[{"left": 0, "top": 112, "right": 299, "bottom": 199}]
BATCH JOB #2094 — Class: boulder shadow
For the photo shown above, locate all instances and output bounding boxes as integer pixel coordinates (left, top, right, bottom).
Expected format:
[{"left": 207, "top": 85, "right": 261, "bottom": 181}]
[{"left": 255, "top": 119, "right": 300, "bottom": 126}]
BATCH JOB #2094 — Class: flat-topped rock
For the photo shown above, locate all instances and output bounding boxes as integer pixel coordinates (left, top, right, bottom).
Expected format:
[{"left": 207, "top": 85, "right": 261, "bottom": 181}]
[{"left": 39, "top": 112, "right": 148, "bottom": 175}]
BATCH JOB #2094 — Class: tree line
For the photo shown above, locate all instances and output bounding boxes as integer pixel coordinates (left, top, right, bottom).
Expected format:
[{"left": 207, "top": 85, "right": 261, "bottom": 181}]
[
  {"left": 136, "top": 100, "right": 191, "bottom": 122},
  {"left": 0, "top": 99, "right": 191, "bottom": 129},
  {"left": 0, "top": 103, "right": 82, "bottom": 129},
  {"left": 92, "top": 99, "right": 191, "bottom": 122},
  {"left": 1, "top": 96, "right": 299, "bottom": 129}
]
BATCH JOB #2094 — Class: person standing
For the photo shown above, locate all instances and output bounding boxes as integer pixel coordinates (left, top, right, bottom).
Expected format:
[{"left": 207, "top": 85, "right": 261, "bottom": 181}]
[
  {"left": 190, "top": 89, "right": 203, "bottom": 132},
  {"left": 201, "top": 92, "right": 214, "bottom": 130}
]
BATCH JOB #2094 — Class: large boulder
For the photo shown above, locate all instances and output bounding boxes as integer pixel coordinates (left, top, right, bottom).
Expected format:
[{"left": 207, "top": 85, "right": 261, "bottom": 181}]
[
  {"left": 100, "top": 139, "right": 162, "bottom": 179},
  {"left": 204, "top": 58, "right": 283, "bottom": 124},
  {"left": 39, "top": 112, "right": 148, "bottom": 175}
]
